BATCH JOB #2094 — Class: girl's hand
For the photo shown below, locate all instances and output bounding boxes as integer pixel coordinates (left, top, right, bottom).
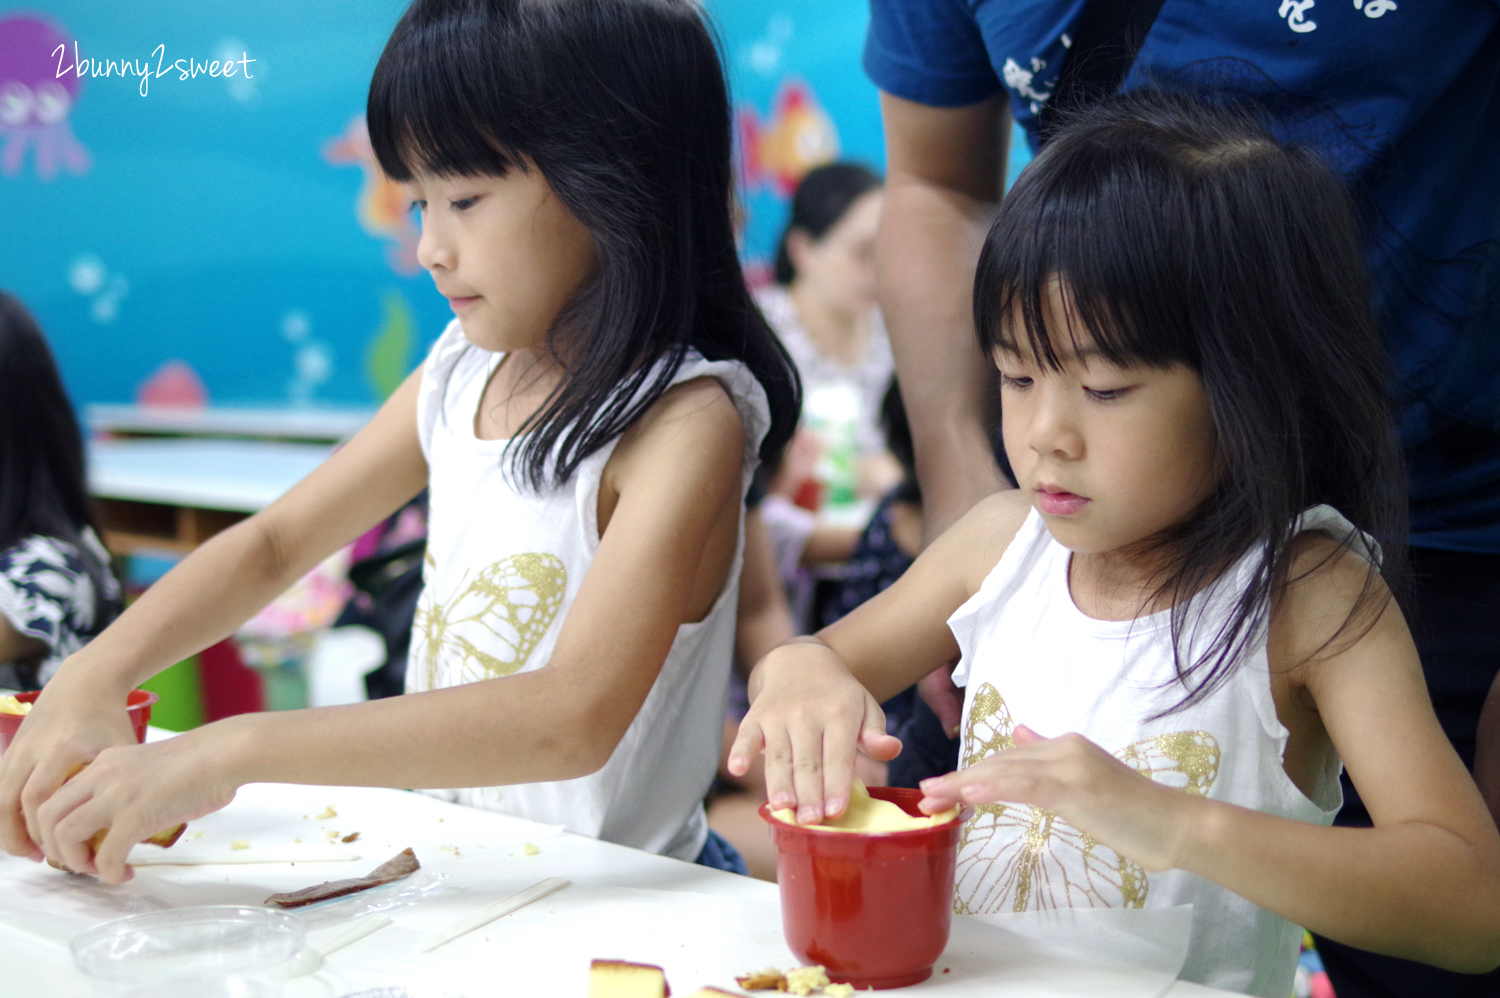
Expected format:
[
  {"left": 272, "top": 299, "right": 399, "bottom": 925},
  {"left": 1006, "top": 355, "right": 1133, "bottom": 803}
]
[
  {"left": 729, "top": 639, "right": 902, "bottom": 824},
  {"left": 0, "top": 668, "right": 138, "bottom": 861},
  {"left": 33, "top": 723, "right": 243, "bottom": 884},
  {"left": 918, "top": 725, "right": 1196, "bottom": 872}
]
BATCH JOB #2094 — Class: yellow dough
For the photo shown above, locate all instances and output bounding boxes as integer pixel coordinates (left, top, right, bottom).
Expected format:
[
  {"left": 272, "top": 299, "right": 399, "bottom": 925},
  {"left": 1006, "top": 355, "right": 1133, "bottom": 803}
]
[
  {"left": 771, "top": 780, "right": 958, "bottom": 833},
  {"left": 0, "top": 695, "right": 32, "bottom": 716}
]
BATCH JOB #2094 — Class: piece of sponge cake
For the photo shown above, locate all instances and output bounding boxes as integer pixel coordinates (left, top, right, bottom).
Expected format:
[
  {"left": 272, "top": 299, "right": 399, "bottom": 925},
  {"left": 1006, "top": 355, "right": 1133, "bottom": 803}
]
[{"left": 588, "top": 959, "right": 671, "bottom": 998}]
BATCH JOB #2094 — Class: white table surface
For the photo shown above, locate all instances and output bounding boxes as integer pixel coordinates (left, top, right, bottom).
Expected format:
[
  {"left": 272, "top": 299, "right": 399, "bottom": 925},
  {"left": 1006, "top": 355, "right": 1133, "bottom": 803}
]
[
  {"left": 87, "top": 438, "right": 336, "bottom": 513},
  {"left": 0, "top": 740, "right": 1234, "bottom": 997}
]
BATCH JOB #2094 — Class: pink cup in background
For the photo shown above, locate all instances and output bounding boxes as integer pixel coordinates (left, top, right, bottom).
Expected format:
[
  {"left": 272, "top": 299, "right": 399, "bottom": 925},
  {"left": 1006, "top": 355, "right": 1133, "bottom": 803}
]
[
  {"left": 760, "top": 786, "right": 967, "bottom": 989},
  {"left": 0, "top": 688, "right": 158, "bottom": 755}
]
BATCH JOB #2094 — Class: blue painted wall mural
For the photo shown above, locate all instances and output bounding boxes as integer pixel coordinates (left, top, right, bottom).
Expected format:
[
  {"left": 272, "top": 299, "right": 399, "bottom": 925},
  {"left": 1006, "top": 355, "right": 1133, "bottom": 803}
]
[{"left": 0, "top": 1, "right": 1026, "bottom": 410}]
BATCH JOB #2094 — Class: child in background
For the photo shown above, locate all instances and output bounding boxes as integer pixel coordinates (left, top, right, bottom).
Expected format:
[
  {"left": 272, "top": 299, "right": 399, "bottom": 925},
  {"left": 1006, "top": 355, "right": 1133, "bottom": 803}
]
[
  {"left": 0, "top": 292, "right": 120, "bottom": 692},
  {"left": 732, "top": 93, "right": 1500, "bottom": 996},
  {"left": 0, "top": 0, "right": 798, "bottom": 882}
]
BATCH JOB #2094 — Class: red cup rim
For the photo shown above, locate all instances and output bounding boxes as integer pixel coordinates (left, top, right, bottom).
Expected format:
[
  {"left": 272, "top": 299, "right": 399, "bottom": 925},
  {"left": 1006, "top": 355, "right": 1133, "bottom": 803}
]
[
  {"left": 757, "top": 794, "right": 969, "bottom": 836},
  {"left": 10, "top": 689, "right": 158, "bottom": 710}
]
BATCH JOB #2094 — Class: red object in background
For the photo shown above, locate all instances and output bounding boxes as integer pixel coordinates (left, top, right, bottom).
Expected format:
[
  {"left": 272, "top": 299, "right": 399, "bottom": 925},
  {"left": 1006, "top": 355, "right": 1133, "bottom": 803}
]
[
  {"left": 761, "top": 787, "right": 965, "bottom": 990},
  {"left": 199, "top": 639, "right": 263, "bottom": 721},
  {"left": 791, "top": 477, "right": 824, "bottom": 513},
  {"left": 0, "top": 688, "right": 156, "bottom": 754},
  {"left": 136, "top": 360, "right": 208, "bottom": 409}
]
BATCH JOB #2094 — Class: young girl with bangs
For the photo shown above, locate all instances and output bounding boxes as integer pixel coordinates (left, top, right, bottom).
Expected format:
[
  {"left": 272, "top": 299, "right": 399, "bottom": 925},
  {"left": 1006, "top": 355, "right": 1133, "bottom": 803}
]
[
  {"left": 0, "top": 0, "right": 797, "bottom": 882},
  {"left": 731, "top": 92, "right": 1500, "bottom": 996}
]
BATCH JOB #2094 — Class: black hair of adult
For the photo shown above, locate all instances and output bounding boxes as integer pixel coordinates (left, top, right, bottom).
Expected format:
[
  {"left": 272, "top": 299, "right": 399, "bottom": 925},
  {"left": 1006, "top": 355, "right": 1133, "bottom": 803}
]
[
  {"left": 972, "top": 90, "right": 1408, "bottom": 717},
  {"left": 0, "top": 292, "right": 116, "bottom": 617},
  {"left": 773, "top": 161, "right": 883, "bottom": 286},
  {"left": 367, "top": 0, "right": 799, "bottom": 490}
]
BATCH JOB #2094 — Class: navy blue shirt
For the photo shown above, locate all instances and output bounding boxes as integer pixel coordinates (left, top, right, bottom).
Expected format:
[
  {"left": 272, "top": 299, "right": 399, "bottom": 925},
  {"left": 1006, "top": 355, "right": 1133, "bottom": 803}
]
[{"left": 866, "top": 0, "right": 1500, "bottom": 552}]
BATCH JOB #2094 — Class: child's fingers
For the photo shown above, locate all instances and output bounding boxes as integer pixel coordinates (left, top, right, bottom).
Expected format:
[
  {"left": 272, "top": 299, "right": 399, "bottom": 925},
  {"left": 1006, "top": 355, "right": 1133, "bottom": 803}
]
[
  {"left": 858, "top": 729, "right": 904, "bottom": 762},
  {"left": 36, "top": 780, "right": 98, "bottom": 876},
  {"left": 23, "top": 756, "right": 84, "bottom": 862},
  {"left": 0, "top": 758, "right": 40, "bottom": 860},
  {"left": 818, "top": 717, "right": 865, "bottom": 820},
  {"left": 855, "top": 699, "right": 902, "bottom": 762},
  {"left": 760, "top": 725, "right": 800, "bottom": 814},
  {"left": 89, "top": 821, "right": 138, "bottom": 886},
  {"left": 726, "top": 719, "right": 764, "bottom": 778},
  {"left": 1012, "top": 723, "right": 1045, "bottom": 744},
  {"left": 788, "top": 722, "right": 832, "bottom": 824}
]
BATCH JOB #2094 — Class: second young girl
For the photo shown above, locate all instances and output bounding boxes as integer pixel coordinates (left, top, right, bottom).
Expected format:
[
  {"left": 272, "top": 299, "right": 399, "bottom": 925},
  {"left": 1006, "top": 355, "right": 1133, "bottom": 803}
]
[
  {"left": 0, "top": 0, "right": 797, "bottom": 881},
  {"left": 732, "top": 93, "right": 1500, "bottom": 996}
]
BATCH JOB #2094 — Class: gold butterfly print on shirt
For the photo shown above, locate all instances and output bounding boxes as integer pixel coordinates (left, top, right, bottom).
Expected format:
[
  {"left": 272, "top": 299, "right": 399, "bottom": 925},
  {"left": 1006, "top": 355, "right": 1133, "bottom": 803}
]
[
  {"left": 952, "top": 683, "right": 1220, "bottom": 914},
  {"left": 414, "top": 553, "right": 567, "bottom": 688}
]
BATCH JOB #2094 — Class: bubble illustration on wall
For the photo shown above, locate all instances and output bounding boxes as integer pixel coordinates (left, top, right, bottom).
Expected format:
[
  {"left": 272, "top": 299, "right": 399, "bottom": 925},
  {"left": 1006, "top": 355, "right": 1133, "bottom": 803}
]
[
  {"left": 217, "top": 37, "right": 260, "bottom": 107},
  {"left": 0, "top": 14, "right": 91, "bottom": 180},
  {"left": 68, "top": 252, "right": 130, "bottom": 323},
  {"left": 283, "top": 309, "right": 334, "bottom": 406}
]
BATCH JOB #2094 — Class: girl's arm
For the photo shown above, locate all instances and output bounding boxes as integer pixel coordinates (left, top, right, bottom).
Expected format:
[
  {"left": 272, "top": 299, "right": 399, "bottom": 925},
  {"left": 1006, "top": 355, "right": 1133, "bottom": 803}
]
[
  {"left": 0, "top": 368, "right": 429, "bottom": 861},
  {"left": 731, "top": 489, "right": 1028, "bottom": 824},
  {"left": 921, "top": 538, "right": 1500, "bottom": 972},
  {"left": 30, "top": 377, "right": 749, "bottom": 883}
]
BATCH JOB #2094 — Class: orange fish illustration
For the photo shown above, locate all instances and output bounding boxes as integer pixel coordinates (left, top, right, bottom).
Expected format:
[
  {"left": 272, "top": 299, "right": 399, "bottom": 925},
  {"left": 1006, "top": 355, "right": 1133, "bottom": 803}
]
[
  {"left": 323, "top": 116, "right": 421, "bottom": 276},
  {"left": 737, "top": 79, "right": 839, "bottom": 198}
]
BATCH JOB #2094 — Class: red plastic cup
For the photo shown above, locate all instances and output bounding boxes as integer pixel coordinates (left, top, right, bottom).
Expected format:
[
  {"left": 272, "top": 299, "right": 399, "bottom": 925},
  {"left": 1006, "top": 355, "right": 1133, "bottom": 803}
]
[
  {"left": 760, "top": 786, "right": 966, "bottom": 990},
  {"left": 0, "top": 689, "right": 158, "bottom": 755}
]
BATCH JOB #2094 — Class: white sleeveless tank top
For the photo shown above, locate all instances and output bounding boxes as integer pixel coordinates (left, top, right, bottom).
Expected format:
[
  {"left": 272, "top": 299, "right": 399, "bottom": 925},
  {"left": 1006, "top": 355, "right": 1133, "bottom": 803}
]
[
  {"left": 948, "top": 505, "right": 1375, "bottom": 998},
  {"left": 408, "top": 319, "right": 770, "bottom": 862}
]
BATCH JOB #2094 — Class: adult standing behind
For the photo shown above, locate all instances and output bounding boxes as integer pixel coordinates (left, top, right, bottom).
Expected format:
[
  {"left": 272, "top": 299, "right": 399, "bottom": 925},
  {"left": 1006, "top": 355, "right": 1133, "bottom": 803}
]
[{"left": 863, "top": 2, "right": 1500, "bottom": 996}]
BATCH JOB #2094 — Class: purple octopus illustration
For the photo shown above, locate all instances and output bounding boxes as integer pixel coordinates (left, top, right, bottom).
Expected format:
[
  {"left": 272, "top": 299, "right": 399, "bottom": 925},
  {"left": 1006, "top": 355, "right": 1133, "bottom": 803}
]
[{"left": 0, "top": 14, "right": 91, "bottom": 180}]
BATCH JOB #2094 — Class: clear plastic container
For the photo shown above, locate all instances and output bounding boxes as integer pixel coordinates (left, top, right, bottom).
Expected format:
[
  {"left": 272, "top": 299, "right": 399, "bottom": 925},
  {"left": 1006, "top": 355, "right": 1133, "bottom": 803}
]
[{"left": 71, "top": 905, "right": 307, "bottom": 998}]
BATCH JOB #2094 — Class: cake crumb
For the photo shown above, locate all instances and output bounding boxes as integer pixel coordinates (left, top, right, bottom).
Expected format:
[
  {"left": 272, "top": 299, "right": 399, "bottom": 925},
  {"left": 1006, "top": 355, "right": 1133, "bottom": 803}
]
[
  {"left": 316, "top": 805, "right": 338, "bottom": 820},
  {"left": 824, "top": 985, "right": 854, "bottom": 998},
  {"left": 523, "top": 842, "right": 540, "bottom": 856},
  {"left": 785, "top": 966, "right": 829, "bottom": 997},
  {"left": 342, "top": 832, "right": 360, "bottom": 843},
  {"left": 735, "top": 968, "right": 787, "bottom": 991},
  {"left": 294, "top": 837, "right": 302, "bottom": 844},
  {"left": 325, "top": 830, "right": 340, "bottom": 840},
  {"left": 230, "top": 840, "right": 250, "bottom": 850}
]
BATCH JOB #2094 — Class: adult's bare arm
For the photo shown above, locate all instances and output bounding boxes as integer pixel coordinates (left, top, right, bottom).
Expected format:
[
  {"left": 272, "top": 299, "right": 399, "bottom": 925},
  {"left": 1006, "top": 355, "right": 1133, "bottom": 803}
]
[
  {"left": 1477, "top": 668, "right": 1500, "bottom": 827},
  {"left": 877, "top": 91, "right": 1012, "bottom": 544}
]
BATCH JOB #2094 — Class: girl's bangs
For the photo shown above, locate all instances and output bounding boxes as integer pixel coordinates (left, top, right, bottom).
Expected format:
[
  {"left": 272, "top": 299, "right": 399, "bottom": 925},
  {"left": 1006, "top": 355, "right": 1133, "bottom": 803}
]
[
  {"left": 367, "top": 8, "right": 528, "bottom": 182},
  {"left": 978, "top": 141, "right": 1202, "bottom": 374}
]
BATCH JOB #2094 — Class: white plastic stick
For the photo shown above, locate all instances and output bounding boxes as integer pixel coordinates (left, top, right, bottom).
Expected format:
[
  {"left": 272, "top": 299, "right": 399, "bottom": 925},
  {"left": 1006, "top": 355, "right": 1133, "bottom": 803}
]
[
  {"left": 418, "top": 877, "right": 569, "bottom": 953},
  {"left": 317, "top": 915, "right": 393, "bottom": 957},
  {"left": 129, "top": 853, "right": 364, "bottom": 866}
]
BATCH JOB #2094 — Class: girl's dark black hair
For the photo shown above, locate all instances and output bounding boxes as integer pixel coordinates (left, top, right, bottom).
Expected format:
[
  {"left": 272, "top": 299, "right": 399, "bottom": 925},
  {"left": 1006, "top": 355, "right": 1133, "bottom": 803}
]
[
  {"left": 368, "top": 0, "right": 799, "bottom": 490},
  {"left": 973, "top": 91, "right": 1408, "bottom": 716},
  {"left": 0, "top": 292, "right": 118, "bottom": 639},
  {"left": 773, "top": 161, "right": 883, "bottom": 285}
]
